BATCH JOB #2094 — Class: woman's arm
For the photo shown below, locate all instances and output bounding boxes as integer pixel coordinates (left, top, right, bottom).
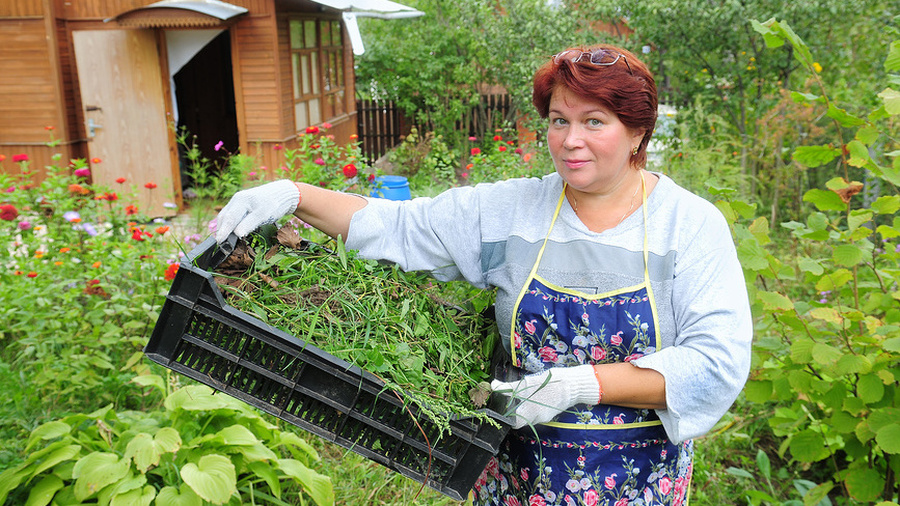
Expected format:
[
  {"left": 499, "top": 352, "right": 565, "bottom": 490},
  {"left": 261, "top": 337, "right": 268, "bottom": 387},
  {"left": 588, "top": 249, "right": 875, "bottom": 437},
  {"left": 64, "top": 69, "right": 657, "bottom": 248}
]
[
  {"left": 594, "top": 362, "right": 666, "bottom": 410},
  {"left": 291, "top": 182, "right": 368, "bottom": 240}
]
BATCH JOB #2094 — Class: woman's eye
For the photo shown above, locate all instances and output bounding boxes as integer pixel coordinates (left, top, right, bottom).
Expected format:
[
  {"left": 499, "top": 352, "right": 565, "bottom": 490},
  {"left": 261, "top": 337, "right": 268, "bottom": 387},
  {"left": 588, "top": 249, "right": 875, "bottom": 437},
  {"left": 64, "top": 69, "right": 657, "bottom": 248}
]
[
  {"left": 588, "top": 118, "right": 603, "bottom": 127},
  {"left": 551, "top": 117, "right": 567, "bottom": 126}
]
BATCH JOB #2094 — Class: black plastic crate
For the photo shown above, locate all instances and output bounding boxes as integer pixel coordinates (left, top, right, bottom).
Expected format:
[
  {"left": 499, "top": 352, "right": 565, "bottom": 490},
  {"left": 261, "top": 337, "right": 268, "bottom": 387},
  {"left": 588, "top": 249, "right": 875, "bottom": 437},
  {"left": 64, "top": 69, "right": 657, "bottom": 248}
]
[{"left": 145, "top": 236, "right": 511, "bottom": 500}]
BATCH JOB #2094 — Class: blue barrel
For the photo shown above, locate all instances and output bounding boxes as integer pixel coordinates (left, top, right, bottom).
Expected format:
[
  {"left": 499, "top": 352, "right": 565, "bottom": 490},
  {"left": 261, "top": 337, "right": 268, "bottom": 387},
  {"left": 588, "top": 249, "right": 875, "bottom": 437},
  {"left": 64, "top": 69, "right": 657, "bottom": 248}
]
[{"left": 371, "top": 175, "right": 411, "bottom": 201}]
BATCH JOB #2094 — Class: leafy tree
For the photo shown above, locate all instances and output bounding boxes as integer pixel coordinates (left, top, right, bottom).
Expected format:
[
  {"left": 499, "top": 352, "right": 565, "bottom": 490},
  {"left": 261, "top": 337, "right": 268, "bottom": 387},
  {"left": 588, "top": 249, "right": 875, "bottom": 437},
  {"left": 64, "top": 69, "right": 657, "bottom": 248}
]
[{"left": 355, "top": 0, "right": 609, "bottom": 143}]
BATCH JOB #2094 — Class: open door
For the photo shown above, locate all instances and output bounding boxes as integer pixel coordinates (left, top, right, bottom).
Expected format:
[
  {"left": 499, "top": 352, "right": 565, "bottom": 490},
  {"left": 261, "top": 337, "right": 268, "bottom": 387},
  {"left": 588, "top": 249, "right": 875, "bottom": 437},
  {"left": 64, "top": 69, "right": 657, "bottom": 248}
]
[{"left": 72, "top": 29, "right": 179, "bottom": 218}]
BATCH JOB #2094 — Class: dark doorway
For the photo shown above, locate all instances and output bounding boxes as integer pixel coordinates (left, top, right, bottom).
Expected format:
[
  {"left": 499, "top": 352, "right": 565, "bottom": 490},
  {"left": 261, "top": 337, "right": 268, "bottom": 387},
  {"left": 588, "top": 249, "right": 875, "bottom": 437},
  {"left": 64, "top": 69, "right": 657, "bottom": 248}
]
[{"left": 174, "top": 30, "right": 238, "bottom": 186}]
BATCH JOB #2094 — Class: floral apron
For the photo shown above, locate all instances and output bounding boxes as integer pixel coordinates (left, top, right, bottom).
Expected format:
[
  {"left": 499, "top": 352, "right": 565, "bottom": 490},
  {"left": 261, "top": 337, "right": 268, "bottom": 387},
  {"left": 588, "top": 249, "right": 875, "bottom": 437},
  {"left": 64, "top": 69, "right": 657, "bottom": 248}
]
[{"left": 473, "top": 174, "right": 693, "bottom": 506}]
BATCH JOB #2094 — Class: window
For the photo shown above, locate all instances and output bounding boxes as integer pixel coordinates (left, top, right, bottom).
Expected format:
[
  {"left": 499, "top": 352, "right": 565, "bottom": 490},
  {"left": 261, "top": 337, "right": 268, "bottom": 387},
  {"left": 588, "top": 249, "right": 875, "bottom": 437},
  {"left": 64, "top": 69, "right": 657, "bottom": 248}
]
[{"left": 290, "top": 18, "right": 345, "bottom": 132}]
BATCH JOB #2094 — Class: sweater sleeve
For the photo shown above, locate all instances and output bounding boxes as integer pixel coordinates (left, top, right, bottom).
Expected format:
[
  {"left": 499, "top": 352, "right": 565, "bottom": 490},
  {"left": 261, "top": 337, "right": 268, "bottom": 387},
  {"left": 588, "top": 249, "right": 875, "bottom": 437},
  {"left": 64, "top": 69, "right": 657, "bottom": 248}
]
[
  {"left": 344, "top": 186, "right": 490, "bottom": 287},
  {"left": 631, "top": 207, "right": 753, "bottom": 443}
]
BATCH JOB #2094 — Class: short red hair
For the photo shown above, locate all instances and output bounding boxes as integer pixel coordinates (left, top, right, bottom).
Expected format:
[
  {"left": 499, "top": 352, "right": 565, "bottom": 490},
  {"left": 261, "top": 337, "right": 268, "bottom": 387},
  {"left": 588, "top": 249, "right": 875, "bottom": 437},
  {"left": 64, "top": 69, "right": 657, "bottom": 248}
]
[{"left": 532, "top": 44, "right": 658, "bottom": 168}]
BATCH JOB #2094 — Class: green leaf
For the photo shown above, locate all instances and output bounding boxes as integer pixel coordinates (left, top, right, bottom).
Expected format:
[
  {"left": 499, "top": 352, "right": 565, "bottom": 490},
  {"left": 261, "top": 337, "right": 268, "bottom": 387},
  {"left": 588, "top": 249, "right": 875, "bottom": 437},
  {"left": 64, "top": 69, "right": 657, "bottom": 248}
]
[
  {"left": 811, "top": 343, "right": 842, "bottom": 366},
  {"left": 793, "top": 146, "right": 840, "bottom": 168},
  {"left": 750, "top": 18, "right": 785, "bottom": 48},
  {"left": 832, "top": 244, "right": 864, "bottom": 267},
  {"left": 884, "top": 337, "right": 900, "bottom": 352},
  {"left": 744, "top": 380, "right": 772, "bottom": 403},
  {"left": 165, "top": 385, "right": 231, "bottom": 412},
  {"left": 125, "top": 429, "right": 181, "bottom": 473},
  {"left": 808, "top": 307, "right": 841, "bottom": 326},
  {"left": 156, "top": 484, "right": 203, "bottom": 506},
  {"left": 109, "top": 485, "right": 155, "bottom": 506},
  {"left": 790, "top": 91, "right": 822, "bottom": 103},
  {"left": 845, "top": 466, "right": 884, "bottom": 502},
  {"left": 131, "top": 375, "right": 166, "bottom": 396},
  {"left": 25, "top": 421, "right": 72, "bottom": 452},
  {"left": 758, "top": 291, "right": 793, "bottom": 311},
  {"left": 826, "top": 104, "right": 866, "bottom": 127},
  {"left": 789, "top": 430, "right": 827, "bottom": 462},
  {"left": 876, "top": 224, "right": 900, "bottom": 239},
  {"left": 276, "top": 459, "right": 334, "bottom": 506},
  {"left": 756, "top": 449, "right": 771, "bottom": 480},
  {"left": 858, "top": 374, "right": 885, "bottom": 404},
  {"left": 848, "top": 209, "right": 873, "bottom": 232},
  {"left": 846, "top": 140, "right": 871, "bottom": 168},
  {"left": 801, "top": 481, "right": 833, "bottom": 506},
  {"left": 180, "top": 454, "right": 236, "bottom": 505},
  {"left": 25, "top": 475, "right": 64, "bottom": 506},
  {"left": 31, "top": 444, "right": 80, "bottom": 478},
  {"left": 791, "top": 338, "right": 815, "bottom": 363},
  {"left": 217, "top": 425, "right": 260, "bottom": 446},
  {"left": 856, "top": 124, "right": 880, "bottom": 145},
  {"left": 248, "top": 461, "right": 282, "bottom": 499},
  {"left": 726, "top": 466, "right": 755, "bottom": 478},
  {"left": 72, "top": 452, "right": 130, "bottom": 501},
  {"left": 803, "top": 189, "right": 846, "bottom": 212},
  {"left": 872, "top": 195, "right": 900, "bottom": 215},
  {"left": 798, "top": 257, "right": 824, "bottom": 275},
  {"left": 815, "top": 269, "right": 854, "bottom": 292},
  {"left": 879, "top": 87, "right": 900, "bottom": 116},
  {"left": 886, "top": 40, "right": 900, "bottom": 71}
]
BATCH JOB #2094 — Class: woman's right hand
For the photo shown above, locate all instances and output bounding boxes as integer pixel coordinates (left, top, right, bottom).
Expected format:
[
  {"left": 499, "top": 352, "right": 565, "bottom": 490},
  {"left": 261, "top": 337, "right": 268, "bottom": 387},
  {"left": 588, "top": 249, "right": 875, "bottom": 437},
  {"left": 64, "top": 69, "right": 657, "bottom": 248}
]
[{"left": 215, "top": 180, "right": 300, "bottom": 243}]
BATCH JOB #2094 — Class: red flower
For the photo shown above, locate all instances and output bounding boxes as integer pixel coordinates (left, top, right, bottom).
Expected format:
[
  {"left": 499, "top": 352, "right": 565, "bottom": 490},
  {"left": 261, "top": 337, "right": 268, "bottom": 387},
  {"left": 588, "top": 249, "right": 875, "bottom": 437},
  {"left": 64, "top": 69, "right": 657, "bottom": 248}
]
[
  {"left": 164, "top": 263, "right": 179, "bottom": 281},
  {"left": 156, "top": 225, "right": 170, "bottom": 234},
  {"left": 0, "top": 155, "right": 5, "bottom": 162},
  {"left": 367, "top": 174, "right": 375, "bottom": 182},
  {"left": 101, "top": 192, "right": 118, "bottom": 202},
  {"left": 131, "top": 229, "right": 145, "bottom": 241},
  {"left": 470, "top": 148, "right": 481, "bottom": 155},
  {"left": 305, "top": 126, "right": 320, "bottom": 135},
  {"left": 273, "top": 144, "right": 283, "bottom": 150},
  {"left": 91, "top": 157, "right": 102, "bottom": 164},
  {"left": 144, "top": 182, "right": 158, "bottom": 189},
  {"left": 27, "top": 271, "right": 38, "bottom": 278},
  {"left": 0, "top": 204, "right": 18, "bottom": 221},
  {"left": 45, "top": 125, "right": 55, "bottom": 130},
  {"left": 12, "top": 154, "right": 28, "bottom": 163},
  {"left": 342, "top": 163, "right": 358, "bottom": 178},
  {"left": 115, "top": 177, "right": 126, "bottom": 184},
  {"left": 493, "top": 135, "right": 502, "bottom": 141},
  {"left": 498, "top": 146, "right": 507, "bottom": 152},
  {"left": 125, "top": 205, "right": 138, "bottom": 215}
]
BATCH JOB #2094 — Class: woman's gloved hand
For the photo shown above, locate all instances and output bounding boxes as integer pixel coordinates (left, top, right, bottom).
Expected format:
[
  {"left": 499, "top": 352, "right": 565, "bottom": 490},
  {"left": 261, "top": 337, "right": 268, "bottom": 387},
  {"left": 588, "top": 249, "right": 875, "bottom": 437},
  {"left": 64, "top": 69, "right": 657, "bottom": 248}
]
[
  {"left": 215, "top": 180, "right": 300, "bottom": 243},
  {"left": 491, "top": 364, "right": 601, "bottom": 429}
]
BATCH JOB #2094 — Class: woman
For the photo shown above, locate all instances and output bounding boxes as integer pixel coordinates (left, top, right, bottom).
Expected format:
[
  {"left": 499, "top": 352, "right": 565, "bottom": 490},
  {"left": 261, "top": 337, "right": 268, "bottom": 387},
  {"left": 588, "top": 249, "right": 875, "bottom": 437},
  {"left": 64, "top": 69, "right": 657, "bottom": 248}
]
[{"left": 215, "top": 44, "right": 752, "bottom": 505}]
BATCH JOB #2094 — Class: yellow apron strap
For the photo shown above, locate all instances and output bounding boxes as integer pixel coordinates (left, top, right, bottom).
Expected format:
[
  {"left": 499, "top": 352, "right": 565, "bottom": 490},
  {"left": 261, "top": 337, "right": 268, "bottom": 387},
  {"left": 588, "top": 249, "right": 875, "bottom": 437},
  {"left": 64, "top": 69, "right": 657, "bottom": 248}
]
[{"left": 509, "top": 185, "right": 567, "bottom": 366}]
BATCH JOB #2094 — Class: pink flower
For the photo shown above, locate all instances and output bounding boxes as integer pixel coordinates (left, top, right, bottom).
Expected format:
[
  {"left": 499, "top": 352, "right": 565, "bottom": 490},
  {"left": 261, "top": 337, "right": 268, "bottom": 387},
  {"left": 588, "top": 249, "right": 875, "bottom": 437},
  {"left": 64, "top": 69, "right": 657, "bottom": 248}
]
[
  {"left": 538, "top": 346, "right": 557, "bottom": 362},
  {"left": 615, "top": 499, "right": 629, "bottom": 506},
  {"left": 74, "top": 168, "right": 90, "bottom": 177},
  {"left": 214, "top": 140, "right": 224, "bottom": 151},
  {"left": 658, "top": 476, "right": 673, "bottom": 496},
  {"left": 590, "top": 346, "right": 606, "bottom": 361},
  {"left": 604, "top": 473, "right": 617, "bottom": 490},
  {"left": 1, "top": 204, "right": 19, "bottom": 221},
  {"left": 18, "top": 220, "right": 31, "bottom": 230},
  {"left": 314, "top": 158, "right": 325, "bottom": 166},
  {"left": 321, "top": 122, "right": 332, "bottom": 129},
  {"left": 611, "top": 331, "right": 623, "bottom": 345},
  {"left": 468, "top": 136, "right": 477, "bottom": 141},
  {"left": 12, "top": 154, "right": 28, "bottom": 163},
  {"left": 524, "top": 320, "right": 536, "bottom": 334},
  {"left": 528, "top": 495, "right": 546, "bottom": 506},
  {"left": 504, "top": 496, "right": 522, "bottom": 506},
  {"left": 584, "top": 489, "right": 599, "bottom": 506},
  {"left": 471, "top": 147, "right": 481, "bottom": 155}
]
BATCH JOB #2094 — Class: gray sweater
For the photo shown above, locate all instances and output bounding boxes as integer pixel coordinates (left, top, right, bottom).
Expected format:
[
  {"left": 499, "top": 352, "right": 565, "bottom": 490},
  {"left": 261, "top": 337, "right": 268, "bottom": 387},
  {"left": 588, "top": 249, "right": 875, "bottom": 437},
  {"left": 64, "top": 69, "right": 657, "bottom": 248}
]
[{"left": 346, "top": 172, "right": 753, "bottom": 443}]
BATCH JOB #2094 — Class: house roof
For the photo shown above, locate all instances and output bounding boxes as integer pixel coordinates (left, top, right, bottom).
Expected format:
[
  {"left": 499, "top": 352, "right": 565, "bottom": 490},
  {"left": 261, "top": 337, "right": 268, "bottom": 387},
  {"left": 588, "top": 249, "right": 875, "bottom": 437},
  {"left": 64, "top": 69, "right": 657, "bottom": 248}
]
[
  {"left": 107, "top": 0, "right": 248, "bottom": 27},
  {"left": 306, "top": 0, "right": 424, "bottom": 19}
]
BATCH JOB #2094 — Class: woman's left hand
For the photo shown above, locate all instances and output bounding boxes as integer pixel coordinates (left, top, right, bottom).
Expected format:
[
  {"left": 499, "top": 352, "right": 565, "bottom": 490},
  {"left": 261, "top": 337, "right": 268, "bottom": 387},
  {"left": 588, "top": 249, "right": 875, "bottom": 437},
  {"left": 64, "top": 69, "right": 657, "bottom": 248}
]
[{"left": 491, "top": 364, "right": 600, "bottom": 428}]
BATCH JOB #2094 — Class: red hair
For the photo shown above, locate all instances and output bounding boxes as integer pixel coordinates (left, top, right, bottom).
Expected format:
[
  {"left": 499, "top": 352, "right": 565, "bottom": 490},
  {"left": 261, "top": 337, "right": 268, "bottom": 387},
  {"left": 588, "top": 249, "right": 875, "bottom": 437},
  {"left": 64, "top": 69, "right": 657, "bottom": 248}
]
[{"left": 532, "top": 44, "right": 658, "bottom": 168}]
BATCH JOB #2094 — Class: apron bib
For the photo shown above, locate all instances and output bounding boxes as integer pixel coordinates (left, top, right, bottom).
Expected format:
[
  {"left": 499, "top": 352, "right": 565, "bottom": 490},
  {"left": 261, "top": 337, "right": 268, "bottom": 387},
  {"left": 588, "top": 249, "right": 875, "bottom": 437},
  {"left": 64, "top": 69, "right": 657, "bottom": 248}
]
[{"left": 473, "top": 174, "right": 694, "bottom": 506}]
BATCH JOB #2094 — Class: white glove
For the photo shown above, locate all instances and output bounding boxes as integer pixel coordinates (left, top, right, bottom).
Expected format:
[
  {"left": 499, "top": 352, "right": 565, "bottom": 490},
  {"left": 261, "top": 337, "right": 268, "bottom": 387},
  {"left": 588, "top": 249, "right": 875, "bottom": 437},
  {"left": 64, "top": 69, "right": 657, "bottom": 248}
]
[
  {"left": 491, "top": 364, "right": 600, "bottom": 429},
  {"left": 215, "top": 180, "right": 300, "bottom": 243}
]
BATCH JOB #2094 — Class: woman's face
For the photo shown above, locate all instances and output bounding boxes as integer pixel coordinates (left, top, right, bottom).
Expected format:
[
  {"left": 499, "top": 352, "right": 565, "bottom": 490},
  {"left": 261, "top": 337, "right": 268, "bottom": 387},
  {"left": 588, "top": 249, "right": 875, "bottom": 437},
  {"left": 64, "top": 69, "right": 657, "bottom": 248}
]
[{"left": 547, "top": 86, "right": 643, "bottom": 194}]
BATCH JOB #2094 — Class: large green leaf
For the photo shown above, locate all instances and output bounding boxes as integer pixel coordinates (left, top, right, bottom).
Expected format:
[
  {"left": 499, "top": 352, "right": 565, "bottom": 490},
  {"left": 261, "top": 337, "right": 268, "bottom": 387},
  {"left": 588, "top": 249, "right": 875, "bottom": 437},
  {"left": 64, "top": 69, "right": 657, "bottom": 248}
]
[
  {"left": 277, "top": 459, "right": 334, "bottom": 506},
  {"left": 758, "top": 291, "right": 793, "bottom": 311},
  {"left": 811, "top": 343, "right": 842, "bottom": 366},
  {"left": 789, "top": 430, "right": 827, "bottom": 462},
  {"left": 886, "top": 40, "right": 900, "bottom": 72},
  {"left": 803, "top": 189, "right": 846, "bottom": 212},
  {"left": 125, "top": 430, "right": 182, "bottom": 473},
  {"left": 180, "top": 454, "right": 236, "bottom": 505},
  {"left": 156, "top": 484, "right": 203, "bottom": 506},
  {"left": 832, "top": 244, "right": 864, "bottom": 267},
  {"left": 216, "top": 425, "right": 260, "bottom": 446},
  {"left": 879, "top": 87, "right": 900, "bottom": 116},
  {"left": 858, "top": 374, "right": 885, "bottom": 404},
  {"left": 110, "top": 485, "right": 155, "bottom": 506},
  {"left": 876, "top": 424, "right": 900, "bottom": 454},
  {"left": 24, "top": 475, "right": 64, "bottom": 506},
  {"left": 31, "top": 444, "right": 80, "bottom": 478},
  {"left": 165, "top": 385, "right": 232, "bottom": 412},
  {"left": 845, "top": 466, "right": 884, "bottom": 503},
  {"left": 72, "top": 452, "right": 130, "bottom": 501},
  {"left": 25, "top": 422, "right": 71, "bottom": 453},
  {"left": 248, "top": 461, "right": 282, "bottom": 499},
  {"left": 826, "top": 104, "right": 866, "bottom": 127},
  {"left": 793, "top": 146, "right": 840, "bottom": 168}
]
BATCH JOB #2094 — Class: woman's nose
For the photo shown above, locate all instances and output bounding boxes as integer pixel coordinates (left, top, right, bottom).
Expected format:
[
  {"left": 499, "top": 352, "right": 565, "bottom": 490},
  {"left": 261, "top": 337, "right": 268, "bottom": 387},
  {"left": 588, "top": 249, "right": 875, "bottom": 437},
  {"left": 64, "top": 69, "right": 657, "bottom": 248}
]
[{"left": 563, "top": 126, "right": 585, "bottom": 149}]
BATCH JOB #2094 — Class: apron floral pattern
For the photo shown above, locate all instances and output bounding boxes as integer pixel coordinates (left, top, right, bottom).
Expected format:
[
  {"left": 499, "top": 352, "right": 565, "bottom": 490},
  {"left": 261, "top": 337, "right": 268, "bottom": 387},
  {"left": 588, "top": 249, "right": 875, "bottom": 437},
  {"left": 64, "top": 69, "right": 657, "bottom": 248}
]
[{"left": 473, "top": 176, "right": 693, "bottom": 505}]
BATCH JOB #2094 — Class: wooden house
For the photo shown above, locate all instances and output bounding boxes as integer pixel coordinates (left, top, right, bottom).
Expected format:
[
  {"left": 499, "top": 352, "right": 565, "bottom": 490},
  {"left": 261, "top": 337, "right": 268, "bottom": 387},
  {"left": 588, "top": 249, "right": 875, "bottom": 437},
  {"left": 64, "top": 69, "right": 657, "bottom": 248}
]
[{"left": 0, "top": 0, "right": 421, "bottom": 216}]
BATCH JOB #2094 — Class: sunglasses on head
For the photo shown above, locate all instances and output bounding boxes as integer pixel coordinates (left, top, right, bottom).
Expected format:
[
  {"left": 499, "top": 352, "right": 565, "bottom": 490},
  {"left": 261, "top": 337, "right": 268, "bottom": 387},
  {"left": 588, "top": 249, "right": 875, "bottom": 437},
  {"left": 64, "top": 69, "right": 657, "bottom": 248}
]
[{"left": 552, "top": 49, "right": 634, "bottom": 75}]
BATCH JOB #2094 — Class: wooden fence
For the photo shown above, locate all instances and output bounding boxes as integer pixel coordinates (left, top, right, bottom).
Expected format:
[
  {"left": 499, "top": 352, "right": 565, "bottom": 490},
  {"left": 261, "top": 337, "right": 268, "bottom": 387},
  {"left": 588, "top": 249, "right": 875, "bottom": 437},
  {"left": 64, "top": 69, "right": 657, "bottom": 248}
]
[{"left": 355, "top": 93, "right": 516, "bottom": 162}]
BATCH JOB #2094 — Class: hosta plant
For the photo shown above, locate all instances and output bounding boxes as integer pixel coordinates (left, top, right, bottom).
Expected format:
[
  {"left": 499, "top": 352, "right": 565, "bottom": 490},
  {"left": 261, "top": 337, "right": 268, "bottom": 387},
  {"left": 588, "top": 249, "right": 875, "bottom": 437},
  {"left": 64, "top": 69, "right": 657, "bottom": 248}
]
[{"left": 0, "top": 379, "right": 334, "bottom": 506}]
